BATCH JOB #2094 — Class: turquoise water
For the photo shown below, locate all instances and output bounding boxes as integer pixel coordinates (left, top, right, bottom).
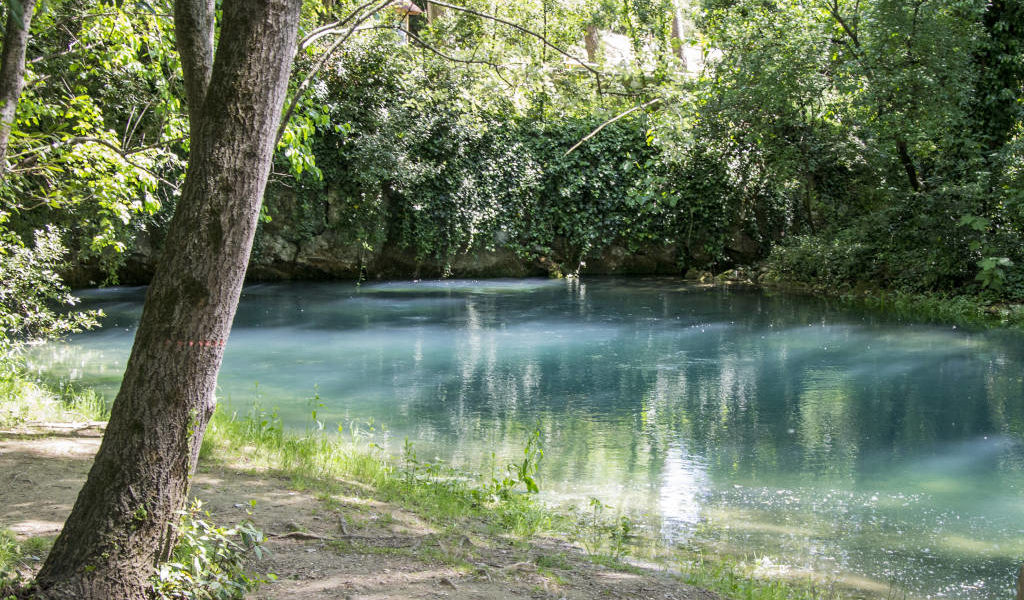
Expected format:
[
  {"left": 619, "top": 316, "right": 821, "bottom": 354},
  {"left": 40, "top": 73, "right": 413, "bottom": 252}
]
[{"left": 31, "top": 278, "right": 1024, "bottom": 598}]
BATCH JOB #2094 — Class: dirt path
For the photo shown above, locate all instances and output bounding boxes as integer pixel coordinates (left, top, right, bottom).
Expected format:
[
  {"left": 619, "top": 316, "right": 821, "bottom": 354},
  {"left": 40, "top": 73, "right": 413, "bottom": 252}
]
[{"left": 0, "top": 435, "right": 719, "bottom": 600}]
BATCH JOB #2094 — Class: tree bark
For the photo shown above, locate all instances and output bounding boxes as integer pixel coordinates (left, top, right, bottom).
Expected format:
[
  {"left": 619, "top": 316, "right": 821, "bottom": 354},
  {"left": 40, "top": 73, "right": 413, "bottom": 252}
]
[
  {"left": 33, "top": 0, "right": 301, "bottom": 598},
  {"left": 0, "top": 0, "right": 38, "bottom": 174},
  {"left": 173, "top": 0, "right": 215, "bottom": 123},
  {"left": 671, "top": 12, "right": 686, "bottom": 67},
  {"left": 584, "top": 24, "right": 598, "bottom": 63}
]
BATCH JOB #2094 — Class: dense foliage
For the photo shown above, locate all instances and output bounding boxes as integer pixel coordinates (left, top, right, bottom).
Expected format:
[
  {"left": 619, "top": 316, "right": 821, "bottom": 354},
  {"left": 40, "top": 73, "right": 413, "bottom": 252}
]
[
  {"left": 0, "top": 0, "right": 1022, "bottom": 326},
  {"left": 151, "top": 501, "right": 268, "bottom": 600},
  {"left": 0, "top": 226, "right": 98, "bottom": 359},
  {"left": 694, "top": 0, "right": 1024, "bottom": 299},
  {"left": 0, "top": 0, "right": 184, "bottom": 278},
  {"left": 254, "top": 15, "right": 768, "bottom": 279}
]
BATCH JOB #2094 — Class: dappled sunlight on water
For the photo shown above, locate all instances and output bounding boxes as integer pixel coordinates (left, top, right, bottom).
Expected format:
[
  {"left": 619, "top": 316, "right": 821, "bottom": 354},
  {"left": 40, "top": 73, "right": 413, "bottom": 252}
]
[{"left": 31, "top": 278, "right": 1024, "bottom": 599}]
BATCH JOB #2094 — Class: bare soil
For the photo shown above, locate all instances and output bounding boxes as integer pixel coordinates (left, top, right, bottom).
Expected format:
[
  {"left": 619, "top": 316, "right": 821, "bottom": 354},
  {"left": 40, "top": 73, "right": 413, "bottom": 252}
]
[{"left": 0, "top": 433, "right": 719, "bottom": 600}]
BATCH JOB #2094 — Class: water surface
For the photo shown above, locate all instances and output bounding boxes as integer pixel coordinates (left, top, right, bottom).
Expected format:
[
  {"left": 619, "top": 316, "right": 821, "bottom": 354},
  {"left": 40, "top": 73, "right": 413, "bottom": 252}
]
[{"left": 31, "top": 279, "right": 1024, "bottom": 599}]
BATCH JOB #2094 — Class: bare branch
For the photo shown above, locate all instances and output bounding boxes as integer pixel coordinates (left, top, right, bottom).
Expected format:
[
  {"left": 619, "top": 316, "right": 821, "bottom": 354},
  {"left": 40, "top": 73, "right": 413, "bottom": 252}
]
[
  {"left": 298, "top": 0, "right": 380, "bottom": 51},
  {"left": 426, "top": 0, "right": 601, "bottom": 86},
  {"left": 123, "top": 102, "right": 152, "bottom": 148},
  {"left": 360, "top": 24, "right": 516, "bottom": 88},
  {"left": 564, "top": 98, "right": 662, "bottom": 156},
  {"left": 275, "top": 0, "right": 393, "bottom": 146},
  {"left": 29, "top": 40, "right": 102, "bottom": 64},
  {"left": 411, "top": 31, "right": 516, "bottom": 88}
]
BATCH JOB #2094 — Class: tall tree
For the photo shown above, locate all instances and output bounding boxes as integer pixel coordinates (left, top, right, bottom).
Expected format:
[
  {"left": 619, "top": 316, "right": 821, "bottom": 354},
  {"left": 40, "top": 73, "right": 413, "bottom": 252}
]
[
  {"left": 33, "top": 0, "right": 302, "bottom": 597},
  {"left": 0, "top": 0, "right": 37, "bottom": 173}
]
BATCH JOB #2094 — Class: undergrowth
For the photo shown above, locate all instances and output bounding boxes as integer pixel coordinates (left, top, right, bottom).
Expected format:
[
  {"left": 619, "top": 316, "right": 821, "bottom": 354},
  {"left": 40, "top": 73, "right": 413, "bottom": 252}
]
[
  {"left": 762, "top": 256, "right": 1024, "bottom": 330},
  {"left": 0, "top": 530, "right": 52, "bottom": 599},
  {"left": 151, "top": 500, "right": 271, "bottom": 600}
]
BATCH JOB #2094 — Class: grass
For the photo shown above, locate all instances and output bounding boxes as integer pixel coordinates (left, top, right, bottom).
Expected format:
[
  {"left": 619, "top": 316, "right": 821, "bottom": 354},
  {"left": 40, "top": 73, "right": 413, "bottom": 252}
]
[
  {"left": 0, "top": 362, "right": 108, "bottom": 428},
  {"left": 199, "top": 406, "right": 561, "bottom": 539},
  {"left": 0, "top": 530, "right": 17, "bottom": 572},
  {"left": 0, "top": 529, "right": 54, "bottom": 593},
  {"left": 674, "top": 553, "right": 843, "bottom": 600}
]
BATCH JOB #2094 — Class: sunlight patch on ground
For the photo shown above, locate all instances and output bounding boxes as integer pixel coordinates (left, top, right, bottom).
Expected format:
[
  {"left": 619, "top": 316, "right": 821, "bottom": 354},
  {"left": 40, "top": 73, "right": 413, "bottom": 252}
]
[{"left": 6, "top": 519, "right": 65, "bottom": 537}]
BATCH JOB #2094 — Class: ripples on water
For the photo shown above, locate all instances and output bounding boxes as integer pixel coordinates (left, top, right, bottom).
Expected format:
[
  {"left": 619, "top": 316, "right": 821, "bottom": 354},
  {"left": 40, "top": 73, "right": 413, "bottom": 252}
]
[{"left": 31, "top": 278, "right": 1024, "bottom": 599}]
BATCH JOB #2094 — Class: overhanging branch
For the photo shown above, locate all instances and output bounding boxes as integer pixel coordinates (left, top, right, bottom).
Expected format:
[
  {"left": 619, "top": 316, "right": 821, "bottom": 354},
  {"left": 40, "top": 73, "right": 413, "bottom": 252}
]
[
  {"left": 298, "top": 0, "right": 382, "bottom": 51},
  {"left": 11, "top": 135, "right": 179, "bottom": 189},
  {"left": 564, "top": 98, "right": 662, "bottom": 156},
  {"left": 276, "top": 0, "right": 394, "bottom": 146},
  {"left": 426, "top": 0, "right": 601, "bottom": 86}
]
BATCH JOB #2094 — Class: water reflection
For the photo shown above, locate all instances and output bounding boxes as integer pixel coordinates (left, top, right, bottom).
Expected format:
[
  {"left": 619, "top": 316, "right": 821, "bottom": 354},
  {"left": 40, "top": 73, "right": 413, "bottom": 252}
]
[{"left": 29, "top": 278, "right": 1024, "bottom": 599}]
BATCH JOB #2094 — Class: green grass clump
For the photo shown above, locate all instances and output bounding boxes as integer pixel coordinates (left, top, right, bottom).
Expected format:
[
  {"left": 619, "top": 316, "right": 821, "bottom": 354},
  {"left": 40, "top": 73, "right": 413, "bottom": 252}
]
[
  {"left": 0, "top": 529, "right": 55, "bottom": 596},
  {"left": 199, "top": 406, "right": 553, "bottom": 536},
  {"left": 0, "top": 363, "right": 108, "bottom": 428},
  {"left": 0, "top": 529, "right": 18, "bottom": 573},
  {"left": 674, "top": 554, "right": 845, "bottom": 600}
]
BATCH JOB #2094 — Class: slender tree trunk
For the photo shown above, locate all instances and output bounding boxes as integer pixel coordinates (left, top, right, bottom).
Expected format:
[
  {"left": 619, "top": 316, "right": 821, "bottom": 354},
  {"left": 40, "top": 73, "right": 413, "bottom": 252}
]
[
  {"left": 584, "top": 24, "right": 598, "bottom": 63},
  {"left": 0, "top": 0, "right": 37, "bottom": 173},
  {"left": 427, "top": 1, "right": 444, "bottom": 23},
  {"left": 33, "top": 1, "right": 301, "bottom": 598},
  {"left": 671, "top": 12, "right": 686, "bottom": 68},
  {"left": 173, "top": 0, "right": 215, "bottom": 124},
  {"left": 896, "top": 138, "right": 921, "bottom": 192}
]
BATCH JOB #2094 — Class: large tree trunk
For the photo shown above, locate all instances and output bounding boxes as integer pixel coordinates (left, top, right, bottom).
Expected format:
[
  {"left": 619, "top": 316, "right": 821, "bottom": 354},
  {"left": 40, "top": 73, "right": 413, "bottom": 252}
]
[
  {"left": 33, "top": 0, "right": 301, "bottom": 598},
  {"left": 0, "top": 0, "right": 37, "bottom": 173}
]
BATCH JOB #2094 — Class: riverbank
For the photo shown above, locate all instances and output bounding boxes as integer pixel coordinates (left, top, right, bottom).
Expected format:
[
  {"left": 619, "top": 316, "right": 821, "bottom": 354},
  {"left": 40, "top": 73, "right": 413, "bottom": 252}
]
[
  {"left": 0, "top": 370, "right": 852, "bottom": 600},
  {"left": 752, "top": 266, "right": 1024, "bottom": 329},
  {"left": 1, "top": 434, "right": 720, "bottom": 600}
]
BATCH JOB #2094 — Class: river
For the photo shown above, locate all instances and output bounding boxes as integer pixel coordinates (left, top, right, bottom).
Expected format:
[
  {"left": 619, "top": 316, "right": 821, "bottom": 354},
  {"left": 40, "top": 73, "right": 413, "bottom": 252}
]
[{"left": 30, "top": 278, "right": 1024, "bottom": 599}]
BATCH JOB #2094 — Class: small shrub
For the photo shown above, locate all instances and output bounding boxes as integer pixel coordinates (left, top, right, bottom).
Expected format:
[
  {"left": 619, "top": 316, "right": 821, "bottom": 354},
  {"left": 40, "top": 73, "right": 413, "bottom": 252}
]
[
  {"left": 0, "top": 227, "right": 100, "bottom": 361},
  {"left": 151, "top": 500, "right": 271, "bottom": 600},
  {"left": 568, "top": 498, "right": 635, "bottom": 559}
]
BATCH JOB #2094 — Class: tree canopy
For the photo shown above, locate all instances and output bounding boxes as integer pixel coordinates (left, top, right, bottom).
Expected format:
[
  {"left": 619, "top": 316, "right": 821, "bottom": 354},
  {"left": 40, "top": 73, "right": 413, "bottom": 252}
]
[{"left": 0, "top": 0, "right": 1020, "bottom": 348}]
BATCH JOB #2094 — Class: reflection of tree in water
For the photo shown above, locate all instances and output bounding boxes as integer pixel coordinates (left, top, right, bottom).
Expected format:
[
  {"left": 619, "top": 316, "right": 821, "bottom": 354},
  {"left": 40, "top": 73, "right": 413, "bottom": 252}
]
[{"left": 363, "top": 283, "right": 1024, "bottom": 497}]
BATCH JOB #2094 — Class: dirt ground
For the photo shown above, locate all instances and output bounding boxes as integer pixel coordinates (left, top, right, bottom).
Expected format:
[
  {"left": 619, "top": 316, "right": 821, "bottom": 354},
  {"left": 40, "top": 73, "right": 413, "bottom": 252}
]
[{"left": 0, "top": 433, "right": 720, "bottom": 600}]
